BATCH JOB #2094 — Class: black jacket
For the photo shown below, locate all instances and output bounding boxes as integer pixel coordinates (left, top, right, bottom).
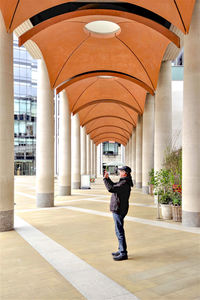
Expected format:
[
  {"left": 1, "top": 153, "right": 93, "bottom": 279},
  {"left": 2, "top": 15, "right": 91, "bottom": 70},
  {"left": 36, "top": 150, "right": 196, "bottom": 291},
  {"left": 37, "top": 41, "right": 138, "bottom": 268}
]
[{"left": 103, "top": 176, "right": 133, "bottom": 216}]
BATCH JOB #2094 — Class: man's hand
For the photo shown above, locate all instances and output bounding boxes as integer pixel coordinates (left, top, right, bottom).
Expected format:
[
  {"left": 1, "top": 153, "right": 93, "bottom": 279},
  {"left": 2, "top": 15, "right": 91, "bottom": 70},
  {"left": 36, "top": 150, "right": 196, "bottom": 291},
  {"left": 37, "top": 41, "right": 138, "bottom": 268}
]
[{"left": 104, "top": 171, "right": 109, "bottom": 179}]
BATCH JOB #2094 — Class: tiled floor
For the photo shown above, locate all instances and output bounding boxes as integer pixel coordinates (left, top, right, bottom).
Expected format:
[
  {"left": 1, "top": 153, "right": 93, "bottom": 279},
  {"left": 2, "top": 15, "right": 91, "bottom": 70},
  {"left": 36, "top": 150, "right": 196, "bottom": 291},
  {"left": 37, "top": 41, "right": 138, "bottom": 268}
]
[{"left": 0, "top": 176, "right": 200, "bottom": 300}]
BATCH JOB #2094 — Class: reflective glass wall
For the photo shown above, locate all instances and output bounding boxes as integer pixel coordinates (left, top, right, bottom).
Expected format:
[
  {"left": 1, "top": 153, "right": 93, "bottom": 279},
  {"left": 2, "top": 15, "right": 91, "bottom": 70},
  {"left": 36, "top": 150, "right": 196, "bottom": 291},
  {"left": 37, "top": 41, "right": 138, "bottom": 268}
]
[{"left": 14, "top": 35, "right": 37, "bottom": 175}]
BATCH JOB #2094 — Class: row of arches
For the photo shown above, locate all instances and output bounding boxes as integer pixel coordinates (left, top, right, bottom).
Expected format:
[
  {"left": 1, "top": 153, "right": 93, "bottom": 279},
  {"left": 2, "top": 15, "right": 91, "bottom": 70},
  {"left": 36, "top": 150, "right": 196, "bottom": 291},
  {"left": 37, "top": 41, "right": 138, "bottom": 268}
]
[{"left": 0, "top": 0, "right": 195, "bottom": 144}]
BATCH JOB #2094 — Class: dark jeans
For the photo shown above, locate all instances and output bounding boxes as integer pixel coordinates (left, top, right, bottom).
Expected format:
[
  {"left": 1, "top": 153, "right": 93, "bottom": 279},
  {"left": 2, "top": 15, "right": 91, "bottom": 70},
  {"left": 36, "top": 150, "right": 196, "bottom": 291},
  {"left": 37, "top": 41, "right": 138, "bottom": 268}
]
[{"left": 113, "top": 213, "right": 127, "bottom": 255}]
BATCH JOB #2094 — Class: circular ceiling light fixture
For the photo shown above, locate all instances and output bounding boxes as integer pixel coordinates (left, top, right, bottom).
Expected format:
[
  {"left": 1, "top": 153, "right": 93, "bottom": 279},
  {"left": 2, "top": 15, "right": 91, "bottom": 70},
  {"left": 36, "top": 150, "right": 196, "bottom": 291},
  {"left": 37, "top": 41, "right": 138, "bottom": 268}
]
[
  {"left": 84, "top": 21, "right": 121, "bottom": 38},
  {"left": 98, "top": 75, "right": 115, "bottom": 79}
]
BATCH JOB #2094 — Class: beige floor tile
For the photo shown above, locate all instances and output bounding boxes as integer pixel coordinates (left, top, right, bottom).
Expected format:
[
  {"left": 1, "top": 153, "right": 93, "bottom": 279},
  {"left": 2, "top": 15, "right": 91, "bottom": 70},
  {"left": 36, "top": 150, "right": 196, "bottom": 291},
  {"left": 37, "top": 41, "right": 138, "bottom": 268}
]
[{"left": 2, "top": 176, "right": 199, "bottom": 300}]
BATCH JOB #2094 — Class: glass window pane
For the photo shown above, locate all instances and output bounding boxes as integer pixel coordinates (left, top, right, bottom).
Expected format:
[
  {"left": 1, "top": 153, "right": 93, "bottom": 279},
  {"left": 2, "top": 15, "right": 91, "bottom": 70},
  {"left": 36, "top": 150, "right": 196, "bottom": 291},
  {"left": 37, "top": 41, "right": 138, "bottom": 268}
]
[
  {"left": 14, "top": 100, "right": 20, "bottom": 113},
  {"left": 14, "top": 83, "right": 19, "bottom": 95},
  {"left": 19, "top": 122, "right": 26, "bottom": 134},
  {"left": 31, "top": 103, "right": 37, "bottom": 116},
  {"left": 26, "top": 101, "right": 31, "bottom": 113},
  {"left": 14, "top": 121, "right": 19, "bottom": 134},
  {"left": 20, "top": 67, "right": 26, "bottom": 78},
  {"left": 32, "top": 86, "right": 37, "bottom": 97},
  {"left": 20, "top": 49, "right": 26, "bottom": 60},
  {"left": 20, "top": 100, "right": 26, "bottom": 113},
  {"left": 20, "top": 84, "right": 26, "bottom": 96}
]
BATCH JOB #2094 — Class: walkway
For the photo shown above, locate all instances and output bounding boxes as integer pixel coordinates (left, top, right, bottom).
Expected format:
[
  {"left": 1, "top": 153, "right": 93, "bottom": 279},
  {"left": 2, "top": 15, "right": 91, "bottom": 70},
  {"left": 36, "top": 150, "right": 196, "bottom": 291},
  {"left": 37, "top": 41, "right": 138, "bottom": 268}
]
[{"left": 1, "top": 176, "right": 200, "bottom": 300}]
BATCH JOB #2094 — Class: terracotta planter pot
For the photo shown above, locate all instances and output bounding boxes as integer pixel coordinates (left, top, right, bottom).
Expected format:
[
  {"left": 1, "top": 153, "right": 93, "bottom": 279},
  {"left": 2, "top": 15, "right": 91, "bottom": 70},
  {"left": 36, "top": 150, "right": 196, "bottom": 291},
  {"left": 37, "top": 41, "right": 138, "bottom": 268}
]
[
  {"left": 172, "top": 206, "right": 182, "bottom": 222},
  {"left": 161, "top": 204, "right": 172, "bottom": 220}
]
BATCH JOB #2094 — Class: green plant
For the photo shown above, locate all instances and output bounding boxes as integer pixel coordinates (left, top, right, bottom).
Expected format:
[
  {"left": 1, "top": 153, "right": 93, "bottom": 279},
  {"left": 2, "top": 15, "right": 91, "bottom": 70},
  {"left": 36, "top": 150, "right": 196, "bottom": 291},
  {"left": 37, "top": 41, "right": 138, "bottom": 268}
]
[
  {"left": 163, "top": 147, "right": 182, "bottom": 186},
  {"left": 171, "top": 191, "right": 182, "bottom": 206},
  {"left": 148, "top": 168, "right": 155, "bottom": 185},
  {"left": 154, "top": 169, "right": 173, "bottom": 204},
  {"left": 159, "top": 191, "right": 172, "bottom": 205}
]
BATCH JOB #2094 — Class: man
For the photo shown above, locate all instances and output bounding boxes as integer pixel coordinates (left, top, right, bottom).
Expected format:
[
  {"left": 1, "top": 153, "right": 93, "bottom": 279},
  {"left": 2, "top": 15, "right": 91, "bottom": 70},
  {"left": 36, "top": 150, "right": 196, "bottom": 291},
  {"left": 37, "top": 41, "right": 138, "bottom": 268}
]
[{"left": 103, "top": 166, "right": 133, "bottom": 261}]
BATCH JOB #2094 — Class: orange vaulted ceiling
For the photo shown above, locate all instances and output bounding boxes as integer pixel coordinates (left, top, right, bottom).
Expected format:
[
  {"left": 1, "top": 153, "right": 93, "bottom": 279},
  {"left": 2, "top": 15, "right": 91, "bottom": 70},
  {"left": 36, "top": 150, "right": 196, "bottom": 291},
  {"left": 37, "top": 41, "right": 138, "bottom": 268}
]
[
  {"left": 19, "top": 13, "right": 176, "bottom": 93},
  {"left": 66, "top": 77, "right": 146, "bottom": 115},
  {"left": 0, "top": 0, "right": 195, "bottom": 34},
  {"left": 78, "top": 102, "right": 138, "bottom": 133},
  {"left": 0, "top": 1, "right": 195, "bottom": 145}
]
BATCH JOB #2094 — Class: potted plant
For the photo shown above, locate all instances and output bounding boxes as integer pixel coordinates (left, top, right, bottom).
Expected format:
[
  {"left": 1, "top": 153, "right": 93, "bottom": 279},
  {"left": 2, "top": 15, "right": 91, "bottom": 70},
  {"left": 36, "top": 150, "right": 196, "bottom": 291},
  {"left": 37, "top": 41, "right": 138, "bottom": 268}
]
[
  {"left": 171, "top": 191, "right": 182, "bottom": 222},
  {"left": 159, "top": 190, "right": 173, "bottom": 220},
  {"left": 154, "top": 169, "right": 172, "bottom": 220},
  {"left": 163, "top": 147, "right": 182, "bottom": 222},
  {"left": 148, "top": 168, "right": 155, "bottom": 195}
]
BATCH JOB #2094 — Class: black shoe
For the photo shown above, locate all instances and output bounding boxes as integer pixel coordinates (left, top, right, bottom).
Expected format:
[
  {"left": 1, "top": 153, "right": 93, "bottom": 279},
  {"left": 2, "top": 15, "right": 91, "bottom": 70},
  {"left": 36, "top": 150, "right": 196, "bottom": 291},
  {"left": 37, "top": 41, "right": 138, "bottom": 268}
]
[
  {"left": 112, "top": 251, "right": 120, "bottom": 256},
  {"left": 113, "top": 254, "right": 128, "bottom": 261}
]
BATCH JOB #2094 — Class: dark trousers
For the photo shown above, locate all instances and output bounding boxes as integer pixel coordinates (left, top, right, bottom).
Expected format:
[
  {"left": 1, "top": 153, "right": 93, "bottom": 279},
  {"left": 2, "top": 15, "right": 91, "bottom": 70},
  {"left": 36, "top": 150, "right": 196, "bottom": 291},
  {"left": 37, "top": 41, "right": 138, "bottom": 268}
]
[{"left": 113, "top": 213, "right": 127, "bottom": 255}]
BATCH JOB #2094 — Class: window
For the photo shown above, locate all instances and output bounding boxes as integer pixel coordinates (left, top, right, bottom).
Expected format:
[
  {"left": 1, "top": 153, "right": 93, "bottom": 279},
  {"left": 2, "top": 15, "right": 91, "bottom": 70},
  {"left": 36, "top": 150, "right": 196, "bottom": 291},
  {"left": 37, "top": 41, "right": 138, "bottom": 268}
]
[
  {"left": 14, "top": 83, "right": 20, "bottom": 95},
  {"left": 20, "top": 100, "right": 26, "bottom": 114},
  {"left": 19, "top": 66, "right": 26, "bottom": 78},
  {"left": 14, "top": 121, "right": 19, "bottom": 134},
  {"left": 20, "top": 84, "right": 26, "bottom": 96},
  {"left": 31, "top": 103, "right": 37, "bottom": 116},
  {"left": 19, "top": 121, "right": 26, "bottom": 134},
  {"left": 103, "top": 142, "right": 119, "bottom": 155},
  {"left": 14, "top": 100, "right": 20, "bottom": 113}
]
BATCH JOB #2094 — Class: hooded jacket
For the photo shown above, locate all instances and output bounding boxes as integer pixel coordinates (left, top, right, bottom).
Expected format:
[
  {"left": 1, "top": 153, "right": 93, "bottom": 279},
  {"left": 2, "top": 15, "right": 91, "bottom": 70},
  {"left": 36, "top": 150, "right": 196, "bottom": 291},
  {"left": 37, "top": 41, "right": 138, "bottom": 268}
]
[{"left": 103, "top": 175, "right": 134, "bottom": 217}]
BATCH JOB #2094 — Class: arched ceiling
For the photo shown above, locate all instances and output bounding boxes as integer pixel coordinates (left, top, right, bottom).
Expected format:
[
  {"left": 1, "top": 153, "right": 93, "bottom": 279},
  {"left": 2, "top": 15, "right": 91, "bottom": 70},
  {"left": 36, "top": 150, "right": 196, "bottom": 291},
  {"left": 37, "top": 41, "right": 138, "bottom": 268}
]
[
  {"left": 0, "top": 1, "right": 195, "bottom": 145},
  {"left": 0, "top": 0, "right": 195, "bottom": 34},
  {"left": 19, "top": 14, "right": 174, "bottom": 91},
  {"left": 66, "top": 77, "right": 146, "bottom": 115}
]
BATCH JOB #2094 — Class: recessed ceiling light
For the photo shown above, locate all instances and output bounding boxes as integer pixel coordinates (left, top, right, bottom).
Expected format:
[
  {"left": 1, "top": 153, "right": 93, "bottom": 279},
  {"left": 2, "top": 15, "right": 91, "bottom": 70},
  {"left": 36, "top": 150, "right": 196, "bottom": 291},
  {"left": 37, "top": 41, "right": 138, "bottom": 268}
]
[
  {"left": 98, "top": 75, "right": 115, "bottom": 79},
  {"left": 84, "top": 21, "right": 121, "bottom": 37}
]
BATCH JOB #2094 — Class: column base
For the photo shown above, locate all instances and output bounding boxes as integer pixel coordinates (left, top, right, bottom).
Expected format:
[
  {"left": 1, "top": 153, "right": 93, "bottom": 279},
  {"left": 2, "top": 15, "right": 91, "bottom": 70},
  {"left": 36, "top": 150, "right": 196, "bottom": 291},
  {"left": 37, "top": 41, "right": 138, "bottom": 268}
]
[
  {"left": 72, "top": 182, "right": 80, "bottom": 189},
  {"left": 182, "top": 210, "right": 200, "bottom": 227},
  {"left": 0, "top": 210, "right": 14, "bottom": 232},
  {"left": 136, "top": 182, "right": 142, "bottom": 189},
  {"left": 142, "top": 186, "right": 149, "bottom": 194},
  {"left": 58, "top": 186, "right": 71, "bottom": 196},
  {"left": 37, "top": 193, "right": 54, "bottom": 208}
]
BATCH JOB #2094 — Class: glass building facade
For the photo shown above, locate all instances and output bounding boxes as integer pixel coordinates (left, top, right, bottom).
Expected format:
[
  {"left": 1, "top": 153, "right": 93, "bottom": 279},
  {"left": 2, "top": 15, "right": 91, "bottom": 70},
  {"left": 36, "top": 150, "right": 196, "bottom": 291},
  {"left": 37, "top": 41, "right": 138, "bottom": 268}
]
[{"left": 14, "top": 35, "right": 37, "bottom": 175}]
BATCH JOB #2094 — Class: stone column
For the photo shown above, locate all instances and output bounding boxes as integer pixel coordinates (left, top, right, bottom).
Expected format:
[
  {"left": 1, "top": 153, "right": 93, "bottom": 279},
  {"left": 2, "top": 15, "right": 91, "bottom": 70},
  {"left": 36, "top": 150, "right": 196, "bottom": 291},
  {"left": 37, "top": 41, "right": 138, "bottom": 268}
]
[
  {"left": 136, "top": 116, "right": 143, "bottom": 188},
  {"left": 90, "top": 140, "right": 94, "bottom": 176},
  {"left": 129, "top": 135, "right": 132, "bottom": 169},
  {"left": 154, "top": 61, "right": 172, "bottom": 172},
  {"left": 94, "top": 144, "right": 98, "bottom": 178},
  {"left": 132, "top": 129, "right": 136, "bottom": 184},
  {"left": 126, "top": 140, "right": 130, "bottom": 166},
  {"left": 71, "top": 114, "right": 81, "bottom": 189},
  {"left": 86, "top": 135, "right": 91, "bottom": 175},
  {"left": 36, "top": 59, "right": 54, "bottom": 207},
  {"left": 58, "top": 91, "right": 71, "bottom": 196},
  {"left": 125, "top": 142, "right": 128, "bottom": 165},
  {"left": 81, "top": 127, "right": 87, "bottom": 175},
  {"left": 182, "top": 0, "right": 200, "bottom": 227},
  {"left": 0, "top": 12, "right": 14, "bottom": 231},
  {"left": 142, "top": 94, "right": 155, "bottom": 194}
]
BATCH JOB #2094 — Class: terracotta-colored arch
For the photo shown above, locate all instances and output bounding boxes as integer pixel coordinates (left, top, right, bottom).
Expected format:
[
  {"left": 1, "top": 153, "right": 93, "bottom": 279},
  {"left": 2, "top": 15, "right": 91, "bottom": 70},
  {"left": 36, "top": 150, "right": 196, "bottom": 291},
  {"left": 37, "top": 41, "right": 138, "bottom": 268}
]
[
  {"left": 94, "top": 137, "right": 126, "bottom": 146},
  {"left": 91, "top": 132, "right": 129, "bottom": 142},
  {"left": 67, "top": 77, "right": 145, "bottom": 115},
  {"left": 57, "top": 71, "right": 154, "bottom": 95},
  {"left": 82, "top": 115, "right": 135, "bottom": 127},
  {"left": 19, "top": 9, "right": 180, "bottom": 48},
  {"left": 93, "top": 135, "right": 127, "bottom": 145},
  {"left": 89, "top": 126, "right": 130, "bottom": 139},
  {"left": 0, "top": 0, "right": 195, "bottom": 34},
  {"left": 73, "top": 99, "right": 142, "bottom": 115},
  {"left": 86, "top": 125, "right": 132, "bottom": 137},
  {"left": 85, "top": 117, "right": 135, "bottom": 135},
  {"left": 78, "top": 102, "right": 138, "bottom": 128},
  {"left": 18, "top": 12, "right": 173, "bottom": 93}
]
